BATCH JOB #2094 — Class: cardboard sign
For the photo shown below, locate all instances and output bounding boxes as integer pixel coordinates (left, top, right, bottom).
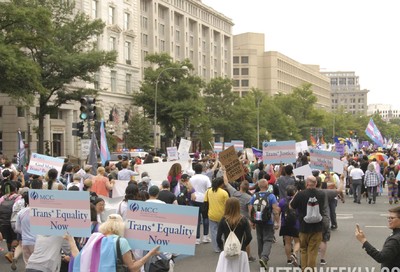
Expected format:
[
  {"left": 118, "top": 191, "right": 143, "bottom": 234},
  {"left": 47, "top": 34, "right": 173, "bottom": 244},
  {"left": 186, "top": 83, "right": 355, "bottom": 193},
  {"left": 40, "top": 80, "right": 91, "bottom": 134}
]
[
  {"left": 309, "top": 149, "right": 340, "bottom": 171},
  {"left": 27, "top": 153, "right": 64, "bottom": 177},
  {"left": 125, "top": 201, "right": 198, "bottom": 255},
  {"left": 262, "top": 140, "right": 296, "bottom": 164},
  {"left": 167, "top": 147, "right": 179, "bottom": 161},
  {"left": 219, "top": 146, "right": 245, "bottom": 181},
  {"left": 29, "top": 190, "right": 91, "bottom": 237}
]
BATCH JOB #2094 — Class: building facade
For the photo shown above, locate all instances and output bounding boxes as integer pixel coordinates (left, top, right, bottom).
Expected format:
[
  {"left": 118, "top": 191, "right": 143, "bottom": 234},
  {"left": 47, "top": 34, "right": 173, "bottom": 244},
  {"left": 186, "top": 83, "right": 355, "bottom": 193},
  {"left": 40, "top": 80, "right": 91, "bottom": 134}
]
[
  {"left": 232, "top": 32, "right": 331, "bottom": 108},
  {"left": 368, "top": 104, "right": 400, "bottom": 121},
  {"left": 0, "top": 0, "right": 233, "bottom": 159},
  {"left": 321, "top": 71, "right": 369, "bottom": 115}
]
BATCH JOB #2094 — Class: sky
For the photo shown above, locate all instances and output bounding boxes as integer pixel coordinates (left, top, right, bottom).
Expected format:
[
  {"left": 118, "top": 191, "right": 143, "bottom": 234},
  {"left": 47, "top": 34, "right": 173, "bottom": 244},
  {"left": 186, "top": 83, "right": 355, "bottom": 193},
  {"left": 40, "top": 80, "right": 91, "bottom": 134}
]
[{"left": 201, "top": 0, "right": 400, "bottom": 108}]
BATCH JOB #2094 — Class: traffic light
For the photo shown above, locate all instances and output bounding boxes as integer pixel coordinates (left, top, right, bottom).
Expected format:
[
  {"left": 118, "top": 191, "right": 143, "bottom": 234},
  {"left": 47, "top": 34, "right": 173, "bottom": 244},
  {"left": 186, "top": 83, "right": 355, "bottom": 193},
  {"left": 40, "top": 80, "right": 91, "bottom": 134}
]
[
  {"left": 72, "top": 122, "right": 85, "bottom": 137},
  {"left": 80, "top": 96, "right": 96, "bottom": 120}
]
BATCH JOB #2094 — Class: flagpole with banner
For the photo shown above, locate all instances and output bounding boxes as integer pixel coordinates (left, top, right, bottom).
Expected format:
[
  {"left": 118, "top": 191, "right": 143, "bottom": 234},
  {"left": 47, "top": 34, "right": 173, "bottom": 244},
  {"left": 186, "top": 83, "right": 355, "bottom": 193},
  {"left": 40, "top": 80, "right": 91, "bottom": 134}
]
[
  {"left": 365, "top": 118, "right": 384, "bottom": 147},
  {"left": 17, "top": 130, "right": 26, "bottom": 171},
  {"left": 88, "top": 132, "right": 99, "bottom": 175},
  {"left": 100, "top": 120, "right": 111, "bottom": 165}
]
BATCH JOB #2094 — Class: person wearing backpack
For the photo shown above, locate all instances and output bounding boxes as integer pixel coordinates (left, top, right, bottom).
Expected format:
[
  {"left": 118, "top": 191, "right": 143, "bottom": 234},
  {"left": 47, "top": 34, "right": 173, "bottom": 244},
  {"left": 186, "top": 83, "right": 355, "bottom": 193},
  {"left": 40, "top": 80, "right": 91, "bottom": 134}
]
[
  {"left": 289, "top": 175, "right": 327, "bottom": 270},
  {"left": 384, "top": 158, "right": 398, "bottom": 205},
  {"left": 216, "top": 197, "right": 252, "bottom": 272},
  {"left": 0, "top": 181, "right": 22, "bottom": 264},
  {"left": 248, "top": 178, "right": 280, "bottom": 269},
  {"left": 278, "top": 185, "right": 300, "bottom": 267}
]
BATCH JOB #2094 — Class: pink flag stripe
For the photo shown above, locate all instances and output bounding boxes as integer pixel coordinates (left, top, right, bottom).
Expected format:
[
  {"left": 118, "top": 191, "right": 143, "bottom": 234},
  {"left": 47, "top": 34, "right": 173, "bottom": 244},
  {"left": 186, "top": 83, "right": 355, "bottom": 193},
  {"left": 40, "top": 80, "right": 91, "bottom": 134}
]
[
  {"left": 30, "top": 216, "right": 91, "bottom": 228},
  {"left": 30, "top": 200, "right": 89, "bottom": 209},
  {"left": 125, "top": 230, "right": 195, "bottom": 245},
  {"left": 127, "top": 213, "right": 197, "bottom": 225}
]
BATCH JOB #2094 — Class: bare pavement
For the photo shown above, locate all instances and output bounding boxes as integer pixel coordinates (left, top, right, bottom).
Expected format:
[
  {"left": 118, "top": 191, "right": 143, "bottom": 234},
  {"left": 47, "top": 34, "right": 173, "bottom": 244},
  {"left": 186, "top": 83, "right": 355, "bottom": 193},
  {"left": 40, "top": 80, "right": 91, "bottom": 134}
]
[{"left": 0, "top": 191, "right": 394, "bottom": 272}]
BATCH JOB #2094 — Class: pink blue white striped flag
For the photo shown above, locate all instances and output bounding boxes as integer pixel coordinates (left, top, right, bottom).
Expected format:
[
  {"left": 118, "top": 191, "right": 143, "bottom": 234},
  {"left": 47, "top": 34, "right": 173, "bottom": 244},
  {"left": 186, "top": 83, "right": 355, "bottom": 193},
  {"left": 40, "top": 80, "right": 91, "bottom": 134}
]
[
  {"left": 100, "top": 120, "right": 110, "bottom": 165},
  {"left": 365, "top": 118, "right": 384, "bottom": 147}
]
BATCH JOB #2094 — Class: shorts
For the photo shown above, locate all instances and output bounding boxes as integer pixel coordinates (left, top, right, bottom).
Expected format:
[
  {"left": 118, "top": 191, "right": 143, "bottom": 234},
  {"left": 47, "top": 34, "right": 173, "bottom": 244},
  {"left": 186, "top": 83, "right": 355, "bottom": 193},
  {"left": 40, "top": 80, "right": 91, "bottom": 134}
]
[
  {"left": 322, "top": 229, "right": 331, "bottom": 242},
  {"left": 279, "top": 225, "right": 299, "bottom": 238}
]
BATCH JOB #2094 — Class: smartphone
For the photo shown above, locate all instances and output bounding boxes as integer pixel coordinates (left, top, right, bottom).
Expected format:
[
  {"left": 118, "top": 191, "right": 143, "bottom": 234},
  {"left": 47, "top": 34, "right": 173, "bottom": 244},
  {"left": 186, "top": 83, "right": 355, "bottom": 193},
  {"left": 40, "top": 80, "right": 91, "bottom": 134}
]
[{"left": 356, "top": 224, "right": 361, "bottom": 232}]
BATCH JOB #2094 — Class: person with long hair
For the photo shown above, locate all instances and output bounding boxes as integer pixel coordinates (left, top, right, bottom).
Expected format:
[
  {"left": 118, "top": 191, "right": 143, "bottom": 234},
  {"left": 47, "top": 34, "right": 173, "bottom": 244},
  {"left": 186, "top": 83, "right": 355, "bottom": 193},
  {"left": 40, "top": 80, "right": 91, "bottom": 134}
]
[
  {"left": 116, "top": 183, "right": 141, "bottom": 218},
  {"left": 42, "top": 168, "right": 64, "bottom": 190},
  {"left": 66, "top": 214, "right": 160, "bottom": 271},
  {"left": 216, "top": 197, "right": 252, "bottom": 272},
  {"left": 204, "top": 176, "right": 229, "bottom": 253},
  {"left": 167, "top": 163, "right": 182, "bottom": 196}
]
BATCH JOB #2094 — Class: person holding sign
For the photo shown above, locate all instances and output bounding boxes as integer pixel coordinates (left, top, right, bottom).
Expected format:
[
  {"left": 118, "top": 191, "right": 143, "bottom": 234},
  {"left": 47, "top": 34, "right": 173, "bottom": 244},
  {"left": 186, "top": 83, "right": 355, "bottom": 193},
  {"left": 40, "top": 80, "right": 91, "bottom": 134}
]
[{"left": 66, "top": 214, "right": 161, "bottom": 272}]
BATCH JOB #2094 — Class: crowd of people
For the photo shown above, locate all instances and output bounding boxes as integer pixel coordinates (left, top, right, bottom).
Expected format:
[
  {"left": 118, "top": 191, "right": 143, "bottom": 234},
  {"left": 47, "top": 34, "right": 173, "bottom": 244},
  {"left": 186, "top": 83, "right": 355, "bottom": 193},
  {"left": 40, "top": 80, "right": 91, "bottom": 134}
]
[{"left": 0, "top": 146, "right": 399, "bottom": 271}]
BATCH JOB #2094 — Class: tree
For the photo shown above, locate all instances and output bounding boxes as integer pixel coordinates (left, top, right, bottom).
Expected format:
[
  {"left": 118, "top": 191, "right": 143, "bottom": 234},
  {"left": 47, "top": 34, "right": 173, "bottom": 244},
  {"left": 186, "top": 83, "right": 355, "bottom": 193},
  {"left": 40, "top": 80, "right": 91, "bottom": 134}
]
[
  {"left": 133, "top": 53, "right": 204, "bottom": 145},
  {"left": 126, "top": 114, "right": 152, "bottom": 150},
  {"left": 0, "top": 0, "right": 116, "bottom": 153},
  {"left": 203, "top": 77, "right": 240, "bottom": 141}
]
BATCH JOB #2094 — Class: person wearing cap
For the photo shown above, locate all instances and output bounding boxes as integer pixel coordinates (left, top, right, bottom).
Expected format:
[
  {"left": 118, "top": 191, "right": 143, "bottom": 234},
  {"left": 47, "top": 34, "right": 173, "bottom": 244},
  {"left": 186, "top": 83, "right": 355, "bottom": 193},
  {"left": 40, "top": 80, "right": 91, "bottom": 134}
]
[
  {"left": 146, "top": 186, "right": 165, "bottom": 204},
  {"left": 158, "top": 181, "right": 178, "bottom": 204}
]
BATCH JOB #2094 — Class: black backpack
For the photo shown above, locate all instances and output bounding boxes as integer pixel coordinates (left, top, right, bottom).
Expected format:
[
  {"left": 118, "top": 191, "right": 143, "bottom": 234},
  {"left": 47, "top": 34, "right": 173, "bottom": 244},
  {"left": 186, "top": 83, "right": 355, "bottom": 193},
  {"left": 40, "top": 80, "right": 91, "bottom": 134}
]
[
  {"left": 250, "top": 192, "right": 271, "bottom": 223},
  {"left": 284, "top": 197, "right": 297, "bottom": 226},
  {"left": 0, "top": 194, "right": 19, "bottom": 225},
  {"left": 176, "top": 185, "right": 188, "bottom": 205}
]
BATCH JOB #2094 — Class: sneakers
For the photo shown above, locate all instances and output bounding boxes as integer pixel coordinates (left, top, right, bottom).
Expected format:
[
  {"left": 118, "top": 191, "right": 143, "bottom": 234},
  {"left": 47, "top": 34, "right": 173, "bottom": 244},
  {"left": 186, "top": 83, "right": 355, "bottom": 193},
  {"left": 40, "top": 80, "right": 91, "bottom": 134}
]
[
  {"left": 202, "top": 235, "right": 211, "bottom": 243},
  {"left": 195, "top": 238, "right": 201, "bottom": 245},
  {"left": 5, "top": 252, "right": 13, "bottom": 263},
  {"left": 290, "top": 254, "right": 299, "bottom": 267},
  {"left": 320, "top": 259, "right": 327, "bottom": 265},
  {"left": 259, "top": 258, "right": 268, "bottom": 269},
  {"left": 248, "top": 256, "right": 256, "bottom": 262}
]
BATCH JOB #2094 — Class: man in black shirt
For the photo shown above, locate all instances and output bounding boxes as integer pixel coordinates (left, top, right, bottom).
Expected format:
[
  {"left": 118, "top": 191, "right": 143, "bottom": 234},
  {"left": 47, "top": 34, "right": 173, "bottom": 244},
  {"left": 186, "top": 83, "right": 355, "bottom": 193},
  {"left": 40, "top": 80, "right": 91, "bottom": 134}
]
[{"left": 157, "top": 180, "right": 178, "bottom": 204}]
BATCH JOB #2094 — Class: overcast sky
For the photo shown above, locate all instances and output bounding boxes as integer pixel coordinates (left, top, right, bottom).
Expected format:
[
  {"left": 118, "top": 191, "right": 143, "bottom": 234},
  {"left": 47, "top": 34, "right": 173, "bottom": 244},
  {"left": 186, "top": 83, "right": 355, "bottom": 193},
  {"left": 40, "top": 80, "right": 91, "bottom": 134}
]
[{"left": 202, "top": 0, "right": 400, "bottom": 108}]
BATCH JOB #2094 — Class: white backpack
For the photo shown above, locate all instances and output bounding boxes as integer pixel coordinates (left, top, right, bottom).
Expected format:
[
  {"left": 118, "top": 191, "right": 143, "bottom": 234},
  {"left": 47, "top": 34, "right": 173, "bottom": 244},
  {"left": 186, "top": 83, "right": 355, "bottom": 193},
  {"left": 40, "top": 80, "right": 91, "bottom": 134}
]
[
  {"left": 224, "top": 220, "right": 242, "bottom": 257},
  {"left": 303, "top": 196, "right": 322, "bottom": 224}
]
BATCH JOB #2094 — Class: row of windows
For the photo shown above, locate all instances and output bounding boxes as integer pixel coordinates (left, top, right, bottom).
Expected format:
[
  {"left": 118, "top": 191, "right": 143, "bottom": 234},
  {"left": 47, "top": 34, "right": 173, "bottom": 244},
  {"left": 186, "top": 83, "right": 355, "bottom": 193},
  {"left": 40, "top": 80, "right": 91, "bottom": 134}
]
[
  {"left": 92, "top": 2, "right": 132, "bottom": 31},
  {"left": 233, "top": 68, "right": 249, "bottom": 76},
  {"left": 233, "top": 80, "right": 249, "bottom": 87},
  {"left": 233, "top": 56, "right": 249, "bottom": 64},
  {"left": 108, "top": 71, "right": 133, "bottom": 94},
  {"left": 330, "top": 77, "right": 357, "bottom": 86}
]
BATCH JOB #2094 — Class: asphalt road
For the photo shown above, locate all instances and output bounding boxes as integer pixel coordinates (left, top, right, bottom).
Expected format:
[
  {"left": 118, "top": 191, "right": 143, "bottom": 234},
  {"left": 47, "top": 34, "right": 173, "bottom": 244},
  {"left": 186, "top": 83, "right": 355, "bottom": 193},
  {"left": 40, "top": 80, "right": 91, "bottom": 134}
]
[{"left": 0, "top": 191, "right": 395, "bottom": 272}]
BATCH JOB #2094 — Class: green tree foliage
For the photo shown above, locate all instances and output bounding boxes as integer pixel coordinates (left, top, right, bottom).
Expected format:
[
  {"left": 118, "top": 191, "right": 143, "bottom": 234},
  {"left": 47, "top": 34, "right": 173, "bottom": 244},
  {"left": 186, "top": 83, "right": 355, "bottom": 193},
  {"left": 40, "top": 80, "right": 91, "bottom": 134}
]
[
  {"left": 126, "top": 114, "right": 152, "bottom": 150},
  {"left": 0, "top": 0, "right": 116, "bottom": 153},
  {"left": 133, "top": 53, "right": 204, "bottom": 142},
  {"left": 203, "top": 77, "right": 239, "bottom": 141}
]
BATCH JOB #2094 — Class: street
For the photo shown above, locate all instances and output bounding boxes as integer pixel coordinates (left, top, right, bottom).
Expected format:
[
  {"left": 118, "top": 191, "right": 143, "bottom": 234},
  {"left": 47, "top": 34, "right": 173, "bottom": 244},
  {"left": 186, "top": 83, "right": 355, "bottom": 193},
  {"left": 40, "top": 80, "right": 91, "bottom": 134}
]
[{"left": 0, "top": 192, "right": 393, "bottom": 272}]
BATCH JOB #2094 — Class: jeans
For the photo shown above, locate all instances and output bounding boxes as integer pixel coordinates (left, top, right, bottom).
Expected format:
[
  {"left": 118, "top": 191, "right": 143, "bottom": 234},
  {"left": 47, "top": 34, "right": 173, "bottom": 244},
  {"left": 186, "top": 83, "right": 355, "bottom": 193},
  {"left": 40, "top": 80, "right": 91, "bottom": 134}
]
[
  {"left": 367, "top": 186, "right": 378, "bottom": 202},
  {"left": 329, "top": 198, "right": 338, "bottom": 227},
  {"left": 209, "top": 220, "right": 220, "bottom": 252},
  {"left": 299, "top": 232, "right": 323, "bottom": 270},
  {"left": 352, "top": 179, "right": 362, "bottom": 203},
  {"left": 192, "top": 201, "right": 209, "bottom": 239},
  {"left": 255, "top": 224, "right": 274, "bottom": 261}
]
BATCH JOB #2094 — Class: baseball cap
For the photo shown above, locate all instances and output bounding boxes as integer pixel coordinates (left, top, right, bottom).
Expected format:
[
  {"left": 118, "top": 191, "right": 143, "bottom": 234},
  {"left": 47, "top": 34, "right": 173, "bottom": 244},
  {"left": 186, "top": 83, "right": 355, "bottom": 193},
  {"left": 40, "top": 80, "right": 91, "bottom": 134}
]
[{"left": 148, "top": 185, "right": 160, "bottom": 196}]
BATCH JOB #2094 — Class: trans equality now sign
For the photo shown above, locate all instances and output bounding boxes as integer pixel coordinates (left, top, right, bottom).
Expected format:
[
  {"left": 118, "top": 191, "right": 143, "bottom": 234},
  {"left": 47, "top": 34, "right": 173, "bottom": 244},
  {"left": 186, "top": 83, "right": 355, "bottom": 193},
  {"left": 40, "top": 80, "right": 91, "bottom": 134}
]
[
  {"left": 125, "top": 201, "right": 199, "bottom": 255},
  {"left": 29, "top": 190, "right": 91, "bottom": 237}
]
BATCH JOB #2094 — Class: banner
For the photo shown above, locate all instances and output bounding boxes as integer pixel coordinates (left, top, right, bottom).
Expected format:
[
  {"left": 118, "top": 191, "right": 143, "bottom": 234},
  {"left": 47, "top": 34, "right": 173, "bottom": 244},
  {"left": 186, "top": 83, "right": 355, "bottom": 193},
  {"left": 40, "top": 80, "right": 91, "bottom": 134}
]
[
  {"left": 262, "top": 140, "right": 296, "bottom": 164},
  {"left": 251, "top": 147, "right": 262, "bottom": 159},
  {"left": 219, "top": 146, "right": 245, "bottom": 181},
  {"left": 309, "top": 149, "right": 340, "bottom": 171},
  {"left": 112, "top": 180, "right": 130, "bottom": 198},
  {"left": 231, "top": 140, "right": 244, "bottom": 152},
  {"left": 137, "top": 160, "right": 191, "bottom": 186},
  {"left": 213, "top": 142, "right": 223, "bottom": 153},
  {"left": 125, "top": 201, "right": 198, "bottom": 255},
  {"left": 224, "top": 142, "right": 233, "bottom": 150},
  {"left": 167, "top": 147, "right": 179, "bottom": 161},
  {"left": 178, "top": 139, "right": 191, "bottom": 161},
  {"left": 365, "top": 118, "right": 384, "bottom": 147},
  {"left": 335, "top": 143, "right": 345, "bottom": 156},
  {"left": 27, "top": 153, "right": 64, "bottom": 176},
  {"left": 29, "top": 190, "right": 91, "bottom": 237}
]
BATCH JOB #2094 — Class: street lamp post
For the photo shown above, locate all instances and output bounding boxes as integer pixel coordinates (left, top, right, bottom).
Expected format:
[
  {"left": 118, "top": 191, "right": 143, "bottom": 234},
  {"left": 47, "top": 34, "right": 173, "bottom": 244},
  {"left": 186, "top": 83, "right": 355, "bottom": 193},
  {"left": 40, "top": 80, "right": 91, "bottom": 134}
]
[
  {"left": 123, "top": 127, "right": 130, "bottom": 150},
  {"left": 154, "top": 65, "right": 188, "bottom": 153}
]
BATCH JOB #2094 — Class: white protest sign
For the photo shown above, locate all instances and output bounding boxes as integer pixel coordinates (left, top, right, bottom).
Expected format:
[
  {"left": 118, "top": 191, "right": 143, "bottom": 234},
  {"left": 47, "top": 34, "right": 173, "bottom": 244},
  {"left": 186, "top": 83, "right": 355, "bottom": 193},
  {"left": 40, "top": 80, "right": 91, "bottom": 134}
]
[
  {"left": 296, "top": 141, "right": 309, "bottom": 154},
  {"left": 80, "top": 139, "right": 90, "bottom": 159},
  {"left": 293, "top": 164, "right": 313, "bottom": 178},
  {"left": 167, "top": 146, "right": 179, "bottom": 161},
  {"left": 27, "top": 153, "right": 64, "bottom": 177},
  {"left": 29, "top": 190, "right": 90, "bottom": 237},
  {"left": 245, "top": 148, "right": 255, "bottom": 162},
  {"left": 333, "top": 158, "right": 344, "bottom": 175},
  {"left": 112, "top": 180, "right": 130, "bottom": 198},
  {"left": 137, "top": 160, "right": 191, "bottom": 186},
  {"left": 178, "top": 139, "right": 191, "bottom": 161}
]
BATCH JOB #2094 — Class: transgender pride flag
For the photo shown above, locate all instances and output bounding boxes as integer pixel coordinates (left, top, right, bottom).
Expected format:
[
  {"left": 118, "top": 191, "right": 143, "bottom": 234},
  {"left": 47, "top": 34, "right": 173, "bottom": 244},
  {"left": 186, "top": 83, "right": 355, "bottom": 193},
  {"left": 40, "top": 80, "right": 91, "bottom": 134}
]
[
  {"left": 100, "top": 120, "right": 110, "bottom": 165},
  {"left": 365, "top": 118, "right": 384, "bottom": 147}
]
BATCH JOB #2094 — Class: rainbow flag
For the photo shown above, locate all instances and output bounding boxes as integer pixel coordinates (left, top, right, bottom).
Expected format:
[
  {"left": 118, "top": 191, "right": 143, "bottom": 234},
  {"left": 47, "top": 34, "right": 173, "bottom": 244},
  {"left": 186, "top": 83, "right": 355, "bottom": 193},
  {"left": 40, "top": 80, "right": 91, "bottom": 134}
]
[{"left": 310, "top": 135, "right": 317, "bottom": 146}]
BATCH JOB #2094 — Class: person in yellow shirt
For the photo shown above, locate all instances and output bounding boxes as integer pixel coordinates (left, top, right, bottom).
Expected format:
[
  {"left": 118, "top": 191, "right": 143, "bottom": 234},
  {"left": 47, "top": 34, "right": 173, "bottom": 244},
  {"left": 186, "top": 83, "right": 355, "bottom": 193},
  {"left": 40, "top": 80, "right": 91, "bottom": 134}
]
[{"left": 204, "top": 176, "right": 229, "bottom": 252}]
